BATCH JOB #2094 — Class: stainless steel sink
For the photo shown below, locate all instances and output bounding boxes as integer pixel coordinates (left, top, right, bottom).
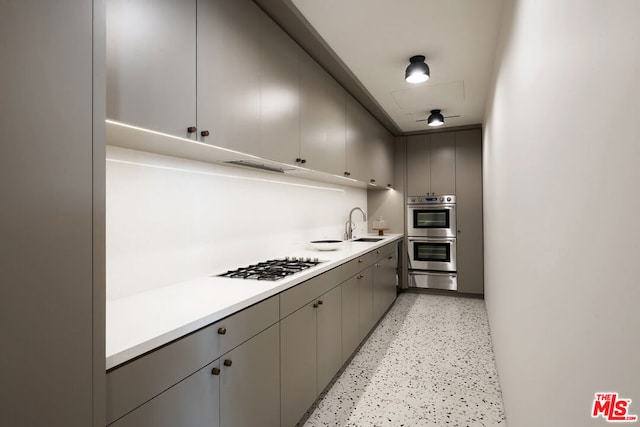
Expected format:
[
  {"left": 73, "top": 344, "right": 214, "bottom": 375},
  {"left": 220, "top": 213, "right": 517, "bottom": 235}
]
[{"left": 352, "top": 237, "right": 384, "bottom": 242}]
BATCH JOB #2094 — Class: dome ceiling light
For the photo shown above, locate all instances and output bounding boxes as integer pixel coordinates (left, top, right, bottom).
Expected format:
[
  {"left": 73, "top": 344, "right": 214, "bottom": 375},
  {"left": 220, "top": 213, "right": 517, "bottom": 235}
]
[
  {"left": 405, "top": 55, "right": 430, "bottom": 84},
  {"left": 415, "top": 110, "right": 461, "bottom": 127}
]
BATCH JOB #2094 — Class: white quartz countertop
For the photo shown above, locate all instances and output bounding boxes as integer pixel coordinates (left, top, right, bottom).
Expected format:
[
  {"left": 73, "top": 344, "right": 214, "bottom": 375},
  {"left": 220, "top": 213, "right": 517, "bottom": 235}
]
[{"left": 106, "top": 234, "right": 402, "bottom": 370}]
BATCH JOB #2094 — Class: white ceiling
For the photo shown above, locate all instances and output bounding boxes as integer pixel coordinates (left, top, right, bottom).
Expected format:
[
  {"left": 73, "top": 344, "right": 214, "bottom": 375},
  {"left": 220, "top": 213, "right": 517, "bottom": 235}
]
[{"left": 289, "top": 0, "right": 506, "bottom": 133}]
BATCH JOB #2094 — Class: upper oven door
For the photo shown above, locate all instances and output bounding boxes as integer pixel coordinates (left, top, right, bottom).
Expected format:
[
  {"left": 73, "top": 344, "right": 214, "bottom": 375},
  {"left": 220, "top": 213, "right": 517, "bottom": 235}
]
[
  {"left": 407, "top": 204, "right": 456, "bottom": 237},
  {"left": 408, "top": 237, "right": 457, "bottom": 272}
]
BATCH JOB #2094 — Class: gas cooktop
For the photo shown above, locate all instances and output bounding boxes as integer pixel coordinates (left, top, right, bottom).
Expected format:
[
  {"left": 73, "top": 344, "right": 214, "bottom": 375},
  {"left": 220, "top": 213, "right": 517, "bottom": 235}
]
[{"left": 218, "top": 257, "right": 323, "bottom": 281}]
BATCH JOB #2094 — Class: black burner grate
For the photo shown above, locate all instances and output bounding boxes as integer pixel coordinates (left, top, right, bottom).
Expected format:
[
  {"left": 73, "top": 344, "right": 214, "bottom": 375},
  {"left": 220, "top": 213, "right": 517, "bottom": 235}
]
[{"left": 218, "top": 257, "right": 322, "bottom": 281}]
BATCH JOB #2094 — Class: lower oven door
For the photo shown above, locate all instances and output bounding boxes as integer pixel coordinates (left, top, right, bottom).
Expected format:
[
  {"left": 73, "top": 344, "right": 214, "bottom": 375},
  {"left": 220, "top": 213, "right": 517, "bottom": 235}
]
[
  {"left": 407, "top": 237, "right": 457, "bottom": 271},
  {"left": 408, "top": 270, "right": 458, "bottom": 291}
]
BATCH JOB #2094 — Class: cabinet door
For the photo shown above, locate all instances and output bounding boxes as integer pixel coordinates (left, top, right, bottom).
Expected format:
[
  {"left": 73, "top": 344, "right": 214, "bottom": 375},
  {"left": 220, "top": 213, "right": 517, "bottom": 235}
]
[
  {"left": 369, "top": 123, "right": 394, "bottom": 188},
  {"left": 316, "top": 286, "right": 342, "bottom": 394},
  {"left": 430, "top": 132, "right": 456, "bottom": 194},
  {"left": 373, "top": 250, "right": 397, "bottom": 321},
  {"left": 345, "top": 95, "right": 372, "bottom": 182},
  {"left": 197, "top": 0, "right": 261, "bottom": 155},
  {"left": 260, "top": 18, "right": 300, "bottom": 164},
  {"left": 341, "top": 275, "right": 360, "bottom": 362},
  {"left": 406, "top": 134, "right": 431, "bottom": 195},
  {"left": 455, "top": 129, "right": 484, "bottom": 294},
  {"left": 110, "top": 360, "right": 220, "bottom": 427},
  {"left": 106, "top": 0, "right": 197, "bottom": 137},
  {"left": 299, "top": 52, "right": 328, "bottom": 171},
  {"left": 220, "top": 324, "right": 280, "bottom": 427},
  {"left": 358, "top": 267, "right": 374, "bottom": 341},
  {"left": 280, "top": 302, "right": 317, "bottom": 427},
  {"left": 325, "top": 77, "right": 347, "bottom": 176}
]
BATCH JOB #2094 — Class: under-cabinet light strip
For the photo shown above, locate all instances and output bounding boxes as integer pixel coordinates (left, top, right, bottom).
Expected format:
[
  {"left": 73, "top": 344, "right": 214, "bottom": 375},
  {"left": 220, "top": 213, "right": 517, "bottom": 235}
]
[{"left": 106, "top": 158, "right": 345, "bottom": 192}]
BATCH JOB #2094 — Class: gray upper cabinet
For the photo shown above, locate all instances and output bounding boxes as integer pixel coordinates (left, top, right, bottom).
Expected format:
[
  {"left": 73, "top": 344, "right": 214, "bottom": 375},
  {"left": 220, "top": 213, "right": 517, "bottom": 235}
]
[
  {"left": 259, "top": 18, "right": 300, "bottom": 164},
  {"left": 430, "top": 132, "right": 456, "bottom": 194},
  {"left": 299, "top": 52, "right": 328, "bottom": 171},
  {"left": 370, "top": 124, "right": 394, "bottom": 188},
  {"left": 196, "top": 0, "right": 262, "bottom": 155},
  {"left": 346, "top": 95, "right": 373, "bottom": 181},
  {"left": 325, "top": 77, "right": 347, "bottom": 176},
  {"left": 407, "top": 135, "right": 431, "bottom": 195},
  {"left": 107, "top": 0, "right": 197, "bottom": 138},
  {"left": 455, "top": 129, "right": 484, "bottom": 295},
  {"left": 407, "top": 133, "right": 456, "bottom": 195}
]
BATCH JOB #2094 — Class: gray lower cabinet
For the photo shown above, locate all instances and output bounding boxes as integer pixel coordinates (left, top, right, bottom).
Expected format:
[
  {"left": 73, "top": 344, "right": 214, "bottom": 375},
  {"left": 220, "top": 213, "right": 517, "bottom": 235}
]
[
  {"left": 316, "top": 286, "right": 343, "bottom": 394},
  {"left": 280, "top": 286, "right": 342, "bottom": 427},
  {"left": 280, "top": 301, "right": 317, "bottom": 427},
  {"left": 373, "top": 249, "right": 397, "bottom": 321},
  {"left": 358, "top": 266, "right": 375, "bottom": 341},
  {"left": 341, "top": 274, "right": 361, "bottom": 362},
  {"left": 220, "top": 324, "right": 280, "bottom": 427},
  {"left": 110, "top": 360, "right": 220, "bottom": 427}
]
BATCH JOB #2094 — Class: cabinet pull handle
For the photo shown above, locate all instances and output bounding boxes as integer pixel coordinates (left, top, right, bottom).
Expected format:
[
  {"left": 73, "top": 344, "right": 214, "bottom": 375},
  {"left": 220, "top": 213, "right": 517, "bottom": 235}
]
[
  {"left": 370, "top": 179, "right": 375, "bottom": 183},
  {"left": 217, "top": 327, "right": 227, "bottom": 335},
  {"left": 358, "top": 259, "right": 363, "bottom": 263},
  {"left": 201, "top": 130, "right": 210, "bottom": 137},
  {"left": 296, "top": 158, "right": 302, "bottom": 163},
  {"left": 223, "top": 359, "right": 232, "bottom": 367},
  {"left": 387, "top": 256, "right": 393, "bottom": 260},
  {"left": 375, "top": 263, "right": 380, "bottom": 268},
  {"left": 357, "top": 274, "right": 364, "bottom": 279},
  {"left": 317, "top": 300, "right": 323, "bottom": 305},
  {"left": 301, "top": 159, "right": 307, "bottom": 164},
  {"left": 187, "top": 126, "right": 197, "bottom": 133},
  {"left": 344, "top": 171, "right": 351, "bottom": 177},
  {"left": 211, "top": 367, "right": 220, "bottom": 375},
  {"left": 313, "top": 303, "right": 318, "bottom": 308},
  {"left": 376, "top": 250, "right": 381, "bottom": 254}
]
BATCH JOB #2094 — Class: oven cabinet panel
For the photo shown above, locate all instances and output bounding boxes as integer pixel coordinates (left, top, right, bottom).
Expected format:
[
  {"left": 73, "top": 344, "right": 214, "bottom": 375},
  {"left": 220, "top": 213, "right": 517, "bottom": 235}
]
[
  {"left": 106, "top": 0, "right": 197, "bottom": 138},
  {"left": 407, "top": 133, "right": 456, "bottom": 196},
  {"left": 220, "top": 323, "right": 280, "bottom": 427},
  {"left": 373, "top": 249, "right": 398, "bottom": 321},
  {"left": 109, "top": 360, "right": 220, "bottom": 427},
  {"left": 455, "top": 129, "right": 484, "bottom": 295}
]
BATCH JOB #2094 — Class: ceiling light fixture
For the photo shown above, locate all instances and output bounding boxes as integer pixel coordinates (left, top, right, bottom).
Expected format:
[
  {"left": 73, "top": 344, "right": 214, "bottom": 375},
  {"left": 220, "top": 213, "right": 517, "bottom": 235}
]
[
  {"left": 427, "top": 109, "right": 445, "bottom": 127},
  {"left": 405, "top": 55, "right": 430, "bottom": 83}
]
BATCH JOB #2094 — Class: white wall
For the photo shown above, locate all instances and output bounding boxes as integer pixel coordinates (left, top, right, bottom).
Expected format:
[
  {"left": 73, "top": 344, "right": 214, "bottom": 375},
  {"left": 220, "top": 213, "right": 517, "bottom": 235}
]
[
  {"left": 106, "top": 146, "right": 367, "bottom": 300},
  {"left": 483, "top": 1, "right": 640, "bottom": 425}
]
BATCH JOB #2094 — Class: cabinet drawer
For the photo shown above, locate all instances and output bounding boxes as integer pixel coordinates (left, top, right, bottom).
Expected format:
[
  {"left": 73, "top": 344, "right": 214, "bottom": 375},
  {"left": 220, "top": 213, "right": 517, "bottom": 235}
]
[{"left": 107, "top": 295, "right": 279, "bottom": 423}]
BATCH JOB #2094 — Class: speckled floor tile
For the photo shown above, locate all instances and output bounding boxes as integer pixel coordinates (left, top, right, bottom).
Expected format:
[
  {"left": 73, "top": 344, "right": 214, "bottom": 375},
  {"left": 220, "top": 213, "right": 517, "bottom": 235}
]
[{"left": 302, "top": 292, "right": 507, "bottom": 427}]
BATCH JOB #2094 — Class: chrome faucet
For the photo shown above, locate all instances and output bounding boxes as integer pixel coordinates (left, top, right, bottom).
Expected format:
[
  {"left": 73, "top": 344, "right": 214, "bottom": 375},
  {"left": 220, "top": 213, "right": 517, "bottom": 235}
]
[{"left": 345, "top": 207, "right": 367, "bottom": 240}]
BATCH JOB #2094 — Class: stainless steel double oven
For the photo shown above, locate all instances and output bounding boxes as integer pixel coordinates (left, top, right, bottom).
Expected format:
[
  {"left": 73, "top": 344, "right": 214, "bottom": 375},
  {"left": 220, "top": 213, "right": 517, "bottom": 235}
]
[{"left": 407, "top": 195, "right": 457, "bottom": 290}]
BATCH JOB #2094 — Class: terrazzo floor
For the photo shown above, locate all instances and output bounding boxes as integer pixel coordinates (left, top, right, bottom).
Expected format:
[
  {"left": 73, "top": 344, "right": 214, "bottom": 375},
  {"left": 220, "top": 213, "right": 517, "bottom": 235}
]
[{"left": 302, "top": 292, "right": 507, "bottom": 427}]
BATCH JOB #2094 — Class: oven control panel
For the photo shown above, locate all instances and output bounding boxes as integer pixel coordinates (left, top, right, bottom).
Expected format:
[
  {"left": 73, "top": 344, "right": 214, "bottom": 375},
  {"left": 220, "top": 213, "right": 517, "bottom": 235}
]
[{"left": 407, "top": 195, "right": 455, "bottom": 204}]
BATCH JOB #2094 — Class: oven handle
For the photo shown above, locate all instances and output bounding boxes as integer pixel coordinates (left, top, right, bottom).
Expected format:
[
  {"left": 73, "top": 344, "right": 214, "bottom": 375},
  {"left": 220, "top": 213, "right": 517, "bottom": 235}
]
[
  {"left": 408, "top": 270, "right": 457, "bottom": 277},
  {"left": 407, "top": 237, "right": 456, "bottom": 243}
]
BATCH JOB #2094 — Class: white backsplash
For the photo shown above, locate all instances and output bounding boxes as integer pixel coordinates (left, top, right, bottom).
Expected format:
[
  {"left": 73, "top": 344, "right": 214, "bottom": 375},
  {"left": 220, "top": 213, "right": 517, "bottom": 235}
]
[{"left": 106, "top": 146, "right": 367, "bottom": 300}]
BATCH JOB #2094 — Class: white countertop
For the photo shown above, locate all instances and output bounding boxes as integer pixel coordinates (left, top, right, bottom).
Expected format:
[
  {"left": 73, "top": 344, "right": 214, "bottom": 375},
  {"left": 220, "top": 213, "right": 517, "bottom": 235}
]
[{"left": 106, "top": 234, "right": 402, "bottom": 370}]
